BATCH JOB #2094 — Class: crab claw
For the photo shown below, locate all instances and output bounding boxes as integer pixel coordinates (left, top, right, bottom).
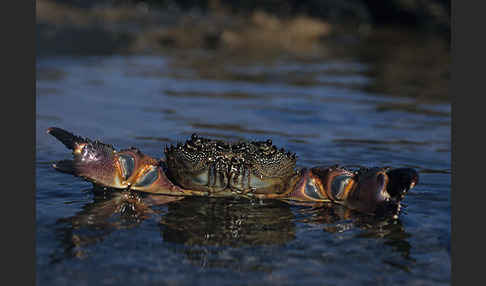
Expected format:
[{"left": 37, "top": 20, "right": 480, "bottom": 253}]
[
  {"left": 47, "top": 127, "right": 124, "bottom": 187},
  {"left": 385, "top": 168, "right": 419, "bottom": 201},
  {"left": 286, "top": 166, "right": 418, "bottom": 216},
  {"left": 341, "top": 167, "right": 418, "bottom": 216},
  {"left": 47, "top": 127, "right": 200, "bottom": 196}
]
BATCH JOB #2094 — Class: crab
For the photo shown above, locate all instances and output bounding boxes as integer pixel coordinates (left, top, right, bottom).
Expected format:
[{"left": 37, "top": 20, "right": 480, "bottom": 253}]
[{"left": 46, "top": 127, "right": 419, "bottom": 217}]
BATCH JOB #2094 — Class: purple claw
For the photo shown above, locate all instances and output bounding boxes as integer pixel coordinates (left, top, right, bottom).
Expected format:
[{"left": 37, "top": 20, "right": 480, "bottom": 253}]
[{"left": 47, "top": 127, "right": 89, "bottom": 150}]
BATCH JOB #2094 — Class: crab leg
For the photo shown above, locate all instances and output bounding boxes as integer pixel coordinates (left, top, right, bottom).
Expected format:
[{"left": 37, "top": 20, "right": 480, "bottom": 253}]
[
  {"left": 280, "top": 166, "right": 418, "bottom": 215},
  {"left": 47, "top": 127, "right": 204, "bottom": 197}
]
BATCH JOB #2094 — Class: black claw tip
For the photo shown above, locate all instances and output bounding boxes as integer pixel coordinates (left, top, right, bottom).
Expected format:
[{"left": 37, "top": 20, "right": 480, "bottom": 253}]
[
  {"left": 47, "top": 127, "right": 86, "bottom": 150},
  {"left": 386, "top": 168, "right": 419, "bottom": 199}
]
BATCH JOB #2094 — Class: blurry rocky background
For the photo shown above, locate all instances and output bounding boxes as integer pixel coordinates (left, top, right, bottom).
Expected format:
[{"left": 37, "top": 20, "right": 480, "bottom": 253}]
[{"left": 37, "top": 0, "right": 450, "bottom": 102}]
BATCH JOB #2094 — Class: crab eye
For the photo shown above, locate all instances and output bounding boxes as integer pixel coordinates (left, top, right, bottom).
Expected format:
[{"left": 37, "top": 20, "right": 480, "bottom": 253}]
[
  {"left": 134, "top": 166, "right": 159, "bottom": 187},
  {"left": 118, "top": 154, "right": 135, "bottom": 180}
]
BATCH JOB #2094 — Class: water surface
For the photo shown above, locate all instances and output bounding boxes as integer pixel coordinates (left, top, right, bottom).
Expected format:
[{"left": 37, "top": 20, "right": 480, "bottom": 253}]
[{"left": 36, "top": 44, "right": 450, "bottom": 285}]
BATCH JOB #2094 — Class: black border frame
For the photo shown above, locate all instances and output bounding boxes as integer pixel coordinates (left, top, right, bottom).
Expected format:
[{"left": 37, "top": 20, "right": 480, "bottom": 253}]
[
  {"left": 14, "top": 0, "right": 466, "bottom": 285},
  {"left": 6, "top": 0, "right": 35, "bottom": 285}
]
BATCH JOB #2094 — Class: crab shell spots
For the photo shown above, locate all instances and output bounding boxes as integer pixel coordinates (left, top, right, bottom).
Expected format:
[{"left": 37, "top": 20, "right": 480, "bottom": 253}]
[{"left": 164, "top": 135, "right": 297, "bottom": 194}]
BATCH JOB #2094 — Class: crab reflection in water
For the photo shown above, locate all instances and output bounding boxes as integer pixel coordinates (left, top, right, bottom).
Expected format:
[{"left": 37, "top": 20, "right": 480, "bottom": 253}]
[{"left": 50, "top": 188, "right": 412, "bottom": 267}]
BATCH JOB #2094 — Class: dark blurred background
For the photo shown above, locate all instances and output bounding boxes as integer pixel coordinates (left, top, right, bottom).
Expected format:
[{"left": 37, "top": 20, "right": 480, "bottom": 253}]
[
  {"left": 37, "top": 0, "right": 450, "bottom": 53},
  {"left": 37, "top": 0, "right": 450, "bottom": 102}
]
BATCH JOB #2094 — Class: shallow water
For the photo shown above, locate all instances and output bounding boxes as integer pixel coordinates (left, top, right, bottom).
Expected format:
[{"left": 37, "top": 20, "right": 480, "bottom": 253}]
[{"left": 36, "top": 44, "right": 450, "bottom": 285}]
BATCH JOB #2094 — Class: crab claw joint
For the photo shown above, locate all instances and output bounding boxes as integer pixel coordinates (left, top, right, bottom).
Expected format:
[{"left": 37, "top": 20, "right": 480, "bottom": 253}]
[
  {"left": 47, "top": 127, "right": 194, "bottom": 196},
  {"left": 47, "top": 127, "right": 123, "bottom": 187}
]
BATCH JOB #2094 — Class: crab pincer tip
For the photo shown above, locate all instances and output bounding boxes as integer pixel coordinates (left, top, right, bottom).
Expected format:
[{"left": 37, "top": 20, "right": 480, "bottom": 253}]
[
  {"left": 46, "top": 127, "right": 65, "bottom": 135},
  {"left": 46, "top": 127, "right": 81, "bottom": 150}
]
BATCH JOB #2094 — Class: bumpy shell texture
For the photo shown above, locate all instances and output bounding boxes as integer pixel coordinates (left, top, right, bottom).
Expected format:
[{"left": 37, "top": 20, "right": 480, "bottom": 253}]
[{"left": 164, "top": 134, "right": 297, "bottom": 195}]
